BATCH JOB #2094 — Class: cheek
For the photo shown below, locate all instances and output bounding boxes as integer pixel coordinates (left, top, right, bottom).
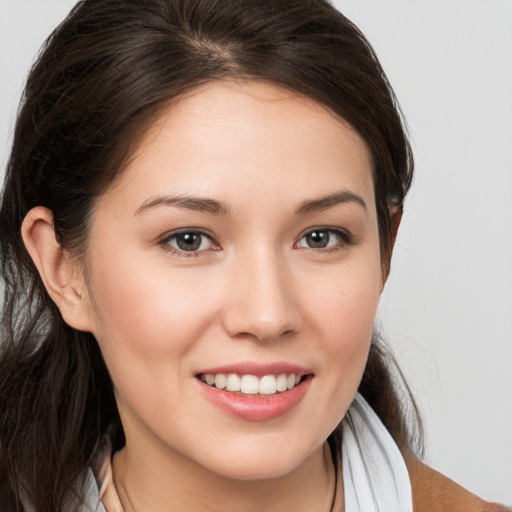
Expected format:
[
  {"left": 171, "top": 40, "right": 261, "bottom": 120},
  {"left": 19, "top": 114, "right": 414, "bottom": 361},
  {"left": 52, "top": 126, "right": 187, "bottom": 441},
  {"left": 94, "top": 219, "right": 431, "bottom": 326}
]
[
  {"left": 325, "top": 277, "right": 379, "bottom": 353},
  {"left": 321, "top": 287, "right": 378, "bottom": 394},
  {"left": 303, "top": 252, "right": 382, "bottom": 341},
  {"left": 301, "top": 251, "right": 382, "bottom": 400},
  {"left": 85, "top": 245, "right": 220, "bottom": 397},
  {"left": 85, "top": 260, "right": 222, "bottom": 435},
  {"left": 88, "top": 242, "right": 211, "bottom": 342}
]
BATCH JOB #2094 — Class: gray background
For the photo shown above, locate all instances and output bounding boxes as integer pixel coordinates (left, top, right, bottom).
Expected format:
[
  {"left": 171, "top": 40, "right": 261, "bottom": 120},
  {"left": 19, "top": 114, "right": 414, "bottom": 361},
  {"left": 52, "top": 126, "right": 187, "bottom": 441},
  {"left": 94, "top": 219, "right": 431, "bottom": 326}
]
[{"left": 1, "top": 0, "right": 511, "bottom": 504}]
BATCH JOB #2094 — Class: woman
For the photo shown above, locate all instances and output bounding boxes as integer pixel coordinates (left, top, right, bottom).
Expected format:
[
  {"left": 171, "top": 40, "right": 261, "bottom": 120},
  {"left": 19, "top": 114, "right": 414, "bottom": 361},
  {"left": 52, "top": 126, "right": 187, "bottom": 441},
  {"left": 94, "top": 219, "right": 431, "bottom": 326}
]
[{"left": 0, "top": 0, "right": 509, "bottom": 511}]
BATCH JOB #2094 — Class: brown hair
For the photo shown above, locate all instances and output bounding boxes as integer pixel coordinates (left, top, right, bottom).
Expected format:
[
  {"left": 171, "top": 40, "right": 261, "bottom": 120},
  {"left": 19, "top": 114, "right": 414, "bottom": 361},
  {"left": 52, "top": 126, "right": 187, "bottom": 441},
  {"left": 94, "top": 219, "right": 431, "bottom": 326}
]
[{"left": 0, "top": 0, "right": 421, "bottom": 509}]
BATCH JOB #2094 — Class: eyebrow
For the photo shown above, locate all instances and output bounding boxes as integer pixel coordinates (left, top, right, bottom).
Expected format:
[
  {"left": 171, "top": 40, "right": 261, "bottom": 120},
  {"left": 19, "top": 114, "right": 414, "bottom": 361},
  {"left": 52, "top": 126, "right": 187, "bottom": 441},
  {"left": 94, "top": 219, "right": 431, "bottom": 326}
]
[
  {"left": 135, "top": 189, "right": 366, "bottom": 217},
  {"left": 294, "top": 190, "right": 367, "bottom": 216},
  {"left": 135, "top": 195, "right": 231, "bottom": 216}
]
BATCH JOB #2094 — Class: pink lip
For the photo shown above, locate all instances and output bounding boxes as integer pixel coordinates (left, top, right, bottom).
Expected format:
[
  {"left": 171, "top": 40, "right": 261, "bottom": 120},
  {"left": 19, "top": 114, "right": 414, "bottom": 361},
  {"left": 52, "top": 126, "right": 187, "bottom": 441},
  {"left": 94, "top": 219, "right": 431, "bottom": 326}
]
[
  {"left": 195, "top": 374, "right": 313, "bottom": 422},
  {"left": 195, "top": 361, "right": 310, "bottom": 377}
]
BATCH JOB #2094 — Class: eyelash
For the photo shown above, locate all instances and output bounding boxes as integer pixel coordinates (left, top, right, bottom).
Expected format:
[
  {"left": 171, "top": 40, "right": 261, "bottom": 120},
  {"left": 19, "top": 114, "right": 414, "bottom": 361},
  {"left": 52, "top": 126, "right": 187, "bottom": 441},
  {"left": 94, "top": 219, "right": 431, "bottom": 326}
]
[
  {"left": 295, "top": 227, "right": 354, "bottom": 252},
  {"left": 159, "top": 229, "right": 219, "bottom": 258},
  {"left": 158, "top": 227, "right": 354, "bottom": 257}
]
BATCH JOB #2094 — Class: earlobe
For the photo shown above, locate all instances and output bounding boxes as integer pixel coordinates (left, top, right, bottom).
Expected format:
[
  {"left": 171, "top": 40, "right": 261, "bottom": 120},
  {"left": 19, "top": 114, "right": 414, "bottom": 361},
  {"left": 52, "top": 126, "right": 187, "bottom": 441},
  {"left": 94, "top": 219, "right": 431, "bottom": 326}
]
[{"left": 21, "top": 206, "right": 93, "bottom": 332}]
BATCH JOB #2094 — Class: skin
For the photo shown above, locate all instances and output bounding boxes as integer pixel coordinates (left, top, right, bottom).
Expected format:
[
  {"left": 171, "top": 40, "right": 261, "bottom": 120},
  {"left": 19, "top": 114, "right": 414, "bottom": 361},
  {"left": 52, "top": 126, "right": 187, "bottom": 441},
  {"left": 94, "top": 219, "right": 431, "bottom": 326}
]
[
  {"left": 20, "top": 81, "right": 511, "bottom": 512},
  {"left": 22, "top": 81, "right": 385, "bottom": 511}
]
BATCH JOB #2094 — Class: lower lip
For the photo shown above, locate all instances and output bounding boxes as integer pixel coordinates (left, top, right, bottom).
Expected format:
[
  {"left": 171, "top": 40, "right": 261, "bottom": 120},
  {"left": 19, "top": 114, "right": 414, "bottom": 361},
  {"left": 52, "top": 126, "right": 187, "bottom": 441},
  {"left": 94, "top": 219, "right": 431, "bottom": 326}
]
[{"left": 196, "top": 376, "right": 313, "bottom": 421}]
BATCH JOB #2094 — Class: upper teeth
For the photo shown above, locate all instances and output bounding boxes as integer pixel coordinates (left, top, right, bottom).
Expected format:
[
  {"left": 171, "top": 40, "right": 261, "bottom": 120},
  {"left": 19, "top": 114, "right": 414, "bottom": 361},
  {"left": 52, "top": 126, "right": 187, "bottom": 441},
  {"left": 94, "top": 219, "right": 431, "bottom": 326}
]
[{"left": 200, "top": 373, "right": 302, "bottom": 395}]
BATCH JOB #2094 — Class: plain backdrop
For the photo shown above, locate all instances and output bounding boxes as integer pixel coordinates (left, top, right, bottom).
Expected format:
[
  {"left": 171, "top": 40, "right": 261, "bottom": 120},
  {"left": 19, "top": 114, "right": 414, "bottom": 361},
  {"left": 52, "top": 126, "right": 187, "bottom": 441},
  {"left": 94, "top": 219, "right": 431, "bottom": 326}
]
[{"left": 1, "top": 0, "right": 511, "bottom": 504}]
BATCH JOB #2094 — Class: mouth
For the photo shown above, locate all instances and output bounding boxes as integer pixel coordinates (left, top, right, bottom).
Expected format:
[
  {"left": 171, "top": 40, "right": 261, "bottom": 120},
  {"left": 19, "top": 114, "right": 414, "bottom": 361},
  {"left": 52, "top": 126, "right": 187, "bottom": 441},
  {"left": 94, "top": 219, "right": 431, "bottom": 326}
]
[
  {"left": 194, "top": 363, "right": 314, "bottom": 420},
  {"left": 196, "top": 372, "right": 309, "bottom": 397}
]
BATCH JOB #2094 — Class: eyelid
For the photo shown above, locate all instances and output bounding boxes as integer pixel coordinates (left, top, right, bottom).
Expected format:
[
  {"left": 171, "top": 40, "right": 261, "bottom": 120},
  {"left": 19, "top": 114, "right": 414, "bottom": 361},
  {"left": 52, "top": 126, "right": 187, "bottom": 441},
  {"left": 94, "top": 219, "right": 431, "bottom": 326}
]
[
  {"left": 157, "top": 226, "right": 353, "bottom": 256},
  {"left": 158, "top": 228, "right": 220, "bottom": 255},
  {"left": 294, "top": 226, "right": 354, "bottom": 250}
]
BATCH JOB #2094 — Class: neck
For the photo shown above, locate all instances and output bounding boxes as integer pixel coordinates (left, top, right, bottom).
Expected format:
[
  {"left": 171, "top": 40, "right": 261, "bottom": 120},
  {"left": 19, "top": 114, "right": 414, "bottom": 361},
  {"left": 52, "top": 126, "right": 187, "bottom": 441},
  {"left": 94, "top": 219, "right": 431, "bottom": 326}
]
[{"left": 113, "top": 440, "right": 339, "bottom": 512}]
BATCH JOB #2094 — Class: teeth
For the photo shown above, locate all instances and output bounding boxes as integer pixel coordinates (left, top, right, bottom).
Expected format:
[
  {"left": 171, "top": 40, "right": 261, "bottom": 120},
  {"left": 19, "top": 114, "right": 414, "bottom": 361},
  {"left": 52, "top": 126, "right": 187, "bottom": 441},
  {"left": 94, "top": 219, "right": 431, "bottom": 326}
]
[
  {"left": 200, "top": 373, "right": 304, "bottom": 395},
  {"left": 226, "top": 373, "right": 240, "bottom": 391},
  {"left": 276, "top": 374, "right": 288, "bottom": 392},
  {"left": 241, "top": 375, "right": 259, "bottom": 394},
  {"left": 259, "top": 375, "right": 277, "bottom": 395},
  {"left": 214, "top": 373, "right": 227, "bottom": 390}
]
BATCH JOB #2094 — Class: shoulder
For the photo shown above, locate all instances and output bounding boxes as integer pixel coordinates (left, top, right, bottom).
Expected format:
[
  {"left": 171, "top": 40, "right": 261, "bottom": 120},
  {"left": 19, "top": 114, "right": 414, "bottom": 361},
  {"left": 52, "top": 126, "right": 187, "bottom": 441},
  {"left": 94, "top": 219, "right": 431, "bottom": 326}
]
[{"left": 405, "top": 455, "right": 510, "bottom": 512}]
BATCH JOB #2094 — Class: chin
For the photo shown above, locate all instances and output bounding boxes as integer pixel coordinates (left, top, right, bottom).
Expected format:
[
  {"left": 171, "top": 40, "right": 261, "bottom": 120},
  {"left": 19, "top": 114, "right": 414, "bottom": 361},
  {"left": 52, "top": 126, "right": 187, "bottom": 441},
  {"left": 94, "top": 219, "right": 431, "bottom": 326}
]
[
  {"left": 196, "top": 434, "right": 319, "bottom": 481},
  {"left": 209, "top": 457, "right": 303, "bottom": 481}
]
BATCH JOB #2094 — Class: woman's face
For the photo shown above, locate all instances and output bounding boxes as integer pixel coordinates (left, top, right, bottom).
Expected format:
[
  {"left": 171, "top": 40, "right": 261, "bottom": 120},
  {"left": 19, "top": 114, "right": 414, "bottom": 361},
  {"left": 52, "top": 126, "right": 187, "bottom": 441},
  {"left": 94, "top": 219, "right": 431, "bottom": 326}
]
[{"left": 82, "top": 81, "right": 382, "bottom": 480}]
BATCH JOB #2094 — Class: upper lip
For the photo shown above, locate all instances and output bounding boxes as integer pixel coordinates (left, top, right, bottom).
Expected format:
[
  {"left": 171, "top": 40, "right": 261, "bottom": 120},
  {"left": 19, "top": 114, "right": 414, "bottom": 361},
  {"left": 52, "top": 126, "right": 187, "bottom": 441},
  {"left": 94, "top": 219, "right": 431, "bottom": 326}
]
[{"left": 195, "top": 361, "right": 312, "bottom": 377}]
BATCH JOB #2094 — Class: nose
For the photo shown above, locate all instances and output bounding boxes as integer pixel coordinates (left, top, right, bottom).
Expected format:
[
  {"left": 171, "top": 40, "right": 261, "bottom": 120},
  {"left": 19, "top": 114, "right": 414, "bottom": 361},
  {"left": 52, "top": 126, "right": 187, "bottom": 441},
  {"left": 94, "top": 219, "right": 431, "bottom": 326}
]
[{"left": 221, "top": 250, "right": 302, "bottom": 342}]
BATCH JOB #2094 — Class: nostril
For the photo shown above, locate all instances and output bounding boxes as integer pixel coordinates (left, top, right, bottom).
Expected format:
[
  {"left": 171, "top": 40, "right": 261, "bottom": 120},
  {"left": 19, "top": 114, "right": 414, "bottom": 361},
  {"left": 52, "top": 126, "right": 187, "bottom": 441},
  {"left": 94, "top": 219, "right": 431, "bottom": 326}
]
[{"left": 221, "top": 268, "right": 302, "bottom": 340}]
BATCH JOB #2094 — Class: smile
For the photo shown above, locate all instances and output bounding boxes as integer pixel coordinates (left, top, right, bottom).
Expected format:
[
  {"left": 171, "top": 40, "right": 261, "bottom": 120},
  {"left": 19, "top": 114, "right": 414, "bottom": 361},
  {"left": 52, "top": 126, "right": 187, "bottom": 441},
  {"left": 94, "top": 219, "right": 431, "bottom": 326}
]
[
  {"left": 197, "top": 373, "right": 303, "bottom": 395},
  {"left": 195, "top": 370, "right": 313, "bottom": 421}
]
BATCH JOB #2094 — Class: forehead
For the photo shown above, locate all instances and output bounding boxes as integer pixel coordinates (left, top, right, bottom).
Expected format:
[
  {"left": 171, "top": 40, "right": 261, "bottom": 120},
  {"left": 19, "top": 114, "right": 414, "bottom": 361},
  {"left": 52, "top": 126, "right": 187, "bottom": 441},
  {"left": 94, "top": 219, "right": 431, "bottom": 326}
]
[{"left": 98, "top": 80, "right": 375, "bottom": 215}]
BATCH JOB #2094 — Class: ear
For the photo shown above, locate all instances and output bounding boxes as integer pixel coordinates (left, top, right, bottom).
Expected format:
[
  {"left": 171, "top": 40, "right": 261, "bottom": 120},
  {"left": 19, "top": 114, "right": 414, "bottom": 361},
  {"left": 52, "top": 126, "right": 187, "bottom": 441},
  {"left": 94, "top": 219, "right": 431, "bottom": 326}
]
[
  {"left": 389, "top": 204, "right": 403, "bottom": 251},
  {"left": 21, "top": 206, "right": 94, "bottom": 332},
  {"left": 381, "top": 204, "right": 403, "bottom": 288}
]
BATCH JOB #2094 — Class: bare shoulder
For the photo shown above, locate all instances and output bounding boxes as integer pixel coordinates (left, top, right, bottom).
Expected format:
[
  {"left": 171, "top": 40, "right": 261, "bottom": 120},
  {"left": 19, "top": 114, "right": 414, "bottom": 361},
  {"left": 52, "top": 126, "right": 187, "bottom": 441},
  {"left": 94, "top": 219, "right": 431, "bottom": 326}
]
[{"left": 404, "top": 454, "right": 511, "bottom": 512}]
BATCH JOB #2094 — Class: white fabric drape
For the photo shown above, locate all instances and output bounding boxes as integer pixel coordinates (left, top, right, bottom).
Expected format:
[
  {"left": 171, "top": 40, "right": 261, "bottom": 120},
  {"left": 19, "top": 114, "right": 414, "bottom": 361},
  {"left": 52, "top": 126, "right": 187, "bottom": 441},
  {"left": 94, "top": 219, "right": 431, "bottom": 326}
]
[{"left": 342, "top": 393, "right": 413, "bottom": 512}]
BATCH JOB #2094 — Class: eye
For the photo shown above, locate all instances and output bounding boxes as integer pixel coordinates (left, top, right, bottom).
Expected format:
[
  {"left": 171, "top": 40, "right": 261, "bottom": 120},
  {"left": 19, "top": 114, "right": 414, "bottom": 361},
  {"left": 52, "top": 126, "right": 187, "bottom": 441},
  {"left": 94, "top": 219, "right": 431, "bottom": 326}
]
[
  {"left": 160, "top": 230, "right": 216, "bottom": 254},
  {"left": 296, "top": 228, "right": 350, "bottom": 250}
]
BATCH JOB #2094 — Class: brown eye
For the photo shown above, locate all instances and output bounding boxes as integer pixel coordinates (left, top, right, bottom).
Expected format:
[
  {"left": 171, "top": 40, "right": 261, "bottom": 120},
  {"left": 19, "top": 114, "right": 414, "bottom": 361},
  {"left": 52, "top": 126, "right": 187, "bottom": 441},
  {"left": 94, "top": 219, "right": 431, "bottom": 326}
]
[
  {"left": 304, "top": 230, "right": 330, "bottom": 248},
  {"left": 163, "top": 231, "right": 214, "bottom": 253},
  {"left": 296, "top": 228, "right": 350, "bottom": 250}
]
